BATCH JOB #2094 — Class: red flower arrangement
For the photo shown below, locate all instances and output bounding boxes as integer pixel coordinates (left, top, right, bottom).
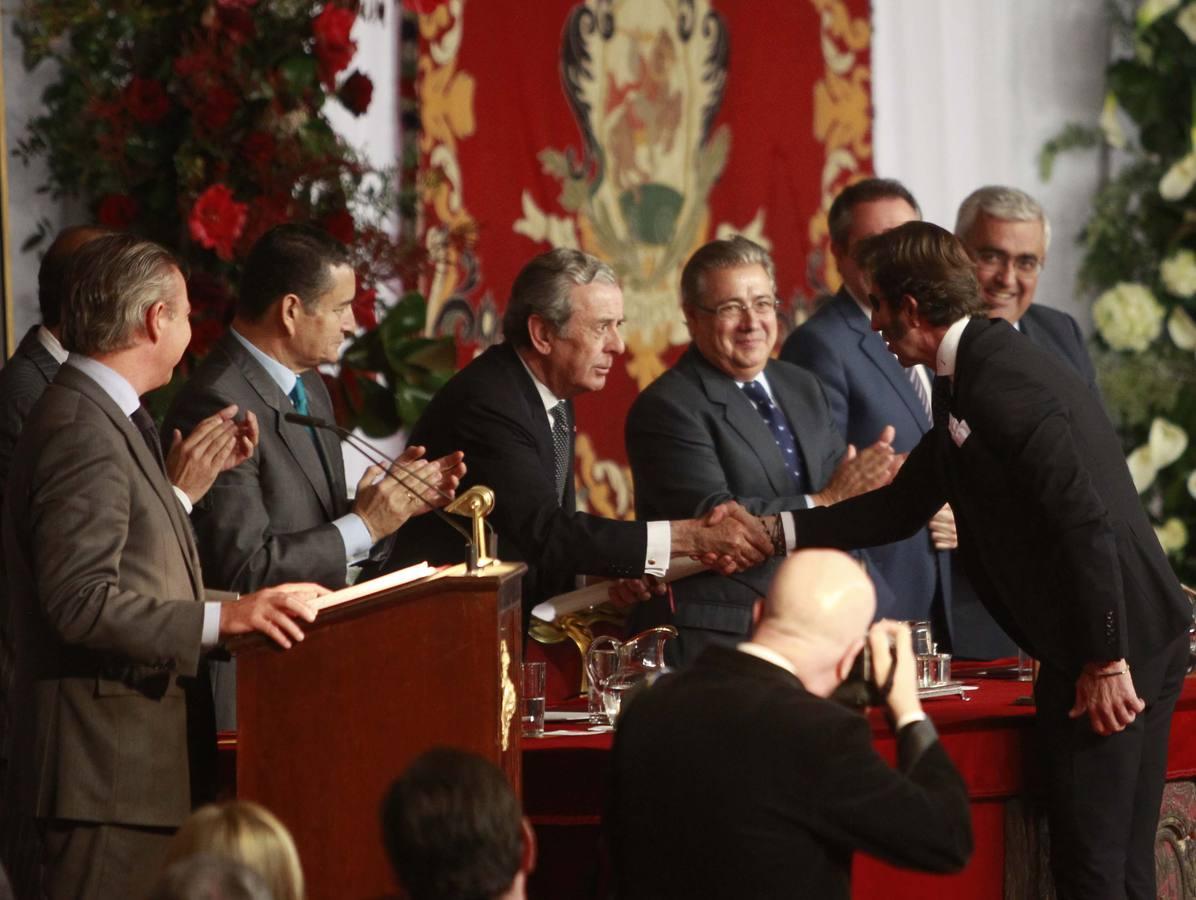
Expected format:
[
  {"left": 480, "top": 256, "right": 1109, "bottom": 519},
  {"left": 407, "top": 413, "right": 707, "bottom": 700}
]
[
  {"left": 17, "top": 1, "right": 459, "bottom": 432},
  {"left": 123, "top": 77, "right": 170, "bottom": 125},
  {"left": 188, "top": 184, "right": 248, "bottom": 262},
  {"left": 313, "top": 4, "right": 358, "bottom": 87}
]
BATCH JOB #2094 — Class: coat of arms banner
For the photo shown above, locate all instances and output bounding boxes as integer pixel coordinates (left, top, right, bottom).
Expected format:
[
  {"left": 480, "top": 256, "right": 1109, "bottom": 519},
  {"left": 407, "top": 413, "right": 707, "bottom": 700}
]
[{"left": 411, "top": 0, "right": 872, "bottom": 519}]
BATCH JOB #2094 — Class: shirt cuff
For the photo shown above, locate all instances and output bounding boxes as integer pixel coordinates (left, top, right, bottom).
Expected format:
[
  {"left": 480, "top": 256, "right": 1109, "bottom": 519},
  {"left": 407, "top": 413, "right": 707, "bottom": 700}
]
[
  {"left": 335, "top": 513, "right": 374, "bottom": 564},
  {"left": 781, "top": 511, "right": 796, "bottom": 552},
  {"left": 895, "top": 710, "right": 928, "bottom": 731},
  {"left": 172, "top": 485, "right": 193, "bottom": 514},
  {"left": 201, "top": 601, "right": 222, "bottom": 649},
  {"left": 644, "top": 520, "right": 670, "bottom": 576}
]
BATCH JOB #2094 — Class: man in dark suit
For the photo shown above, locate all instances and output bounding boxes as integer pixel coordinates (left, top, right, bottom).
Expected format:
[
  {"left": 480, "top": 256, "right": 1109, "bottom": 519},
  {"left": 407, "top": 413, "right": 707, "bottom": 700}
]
[
  {"left": 166, "top": 224, "right": 464, "bottom": 729},
  {"left": 375, "top": 248, "right": 774, "bottom": 622},
  {"left": 955, "top": 184, "right": 1098, "bottom": 390},
  {"left": 625, "top": 236, "right": 900, "bottom": 662},
  {"left": 0, "top": 226, "right": 110, "bottom": 499},
  {"left": 791, "top": 221, "right": 1192, "bottom": 900},
  {"left": 2, "top": 234, "right": 323, "bottom": 899},
  {"left": 781, "top": 180, "right": 1013, "bottom": 658},
  {"left": 609, "top": 549, "right": 972, "bottom": 900}
]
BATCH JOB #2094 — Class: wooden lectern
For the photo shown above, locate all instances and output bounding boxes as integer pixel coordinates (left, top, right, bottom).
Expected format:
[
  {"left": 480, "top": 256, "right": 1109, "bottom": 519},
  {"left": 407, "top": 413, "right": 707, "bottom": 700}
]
[{"left": 234, "top": 562, "right": 526, "bottom": 898}]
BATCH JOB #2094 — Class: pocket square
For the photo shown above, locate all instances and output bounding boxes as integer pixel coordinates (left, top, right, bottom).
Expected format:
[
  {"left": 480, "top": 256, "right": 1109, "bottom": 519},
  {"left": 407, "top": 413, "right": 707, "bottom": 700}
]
[{"left": 948, "top": 414, "right": 971, "bottom": 447}]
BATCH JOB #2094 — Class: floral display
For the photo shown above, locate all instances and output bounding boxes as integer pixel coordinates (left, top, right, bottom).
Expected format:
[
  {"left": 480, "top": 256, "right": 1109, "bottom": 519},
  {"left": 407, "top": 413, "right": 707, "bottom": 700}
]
[
  {"left": 1044, "top": 0, "right": 1196, "bottom": 579},
  {"left": 14, "top": 0, "right": 454, "bottom": 434}
]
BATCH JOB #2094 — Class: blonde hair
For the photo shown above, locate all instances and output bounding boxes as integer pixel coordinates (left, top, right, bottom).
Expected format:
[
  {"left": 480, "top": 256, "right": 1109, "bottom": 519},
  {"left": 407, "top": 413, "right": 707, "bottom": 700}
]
[{"left": 163, "top": 801, "right": 305, "bottom": 900}]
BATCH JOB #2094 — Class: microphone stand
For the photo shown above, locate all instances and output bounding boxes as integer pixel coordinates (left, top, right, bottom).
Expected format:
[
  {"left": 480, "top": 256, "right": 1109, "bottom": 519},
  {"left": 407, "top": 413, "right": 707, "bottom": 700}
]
[{"left": 284, "top": 412, "right": 496, "bottom": 573}]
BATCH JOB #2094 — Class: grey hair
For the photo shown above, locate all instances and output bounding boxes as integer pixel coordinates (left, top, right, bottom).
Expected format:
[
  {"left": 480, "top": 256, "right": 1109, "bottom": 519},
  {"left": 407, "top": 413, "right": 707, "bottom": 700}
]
[
  {"left": 954, "top": 185, "right": 1052, "bottom": 253},
  {"left": 60, "top": 233, "right": 182, "bottom": 356},
  {"left": 502, "top": 248, "right": 617, "bottom": 348},
  {"left": 680, "top": 235, "right": 775, "bottom": 309}
]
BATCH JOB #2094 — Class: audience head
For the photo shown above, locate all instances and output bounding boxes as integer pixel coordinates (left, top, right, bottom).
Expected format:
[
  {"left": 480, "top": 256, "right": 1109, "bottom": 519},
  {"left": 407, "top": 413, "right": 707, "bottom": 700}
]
[
  {"left": 163, "top": 801, "right": 305, "bottom": 900},
  {"left": 37, "top": 225, "right": 111, "bottom": 330},
  {"left": 954, "top": 185, "right": 1049, "bottom": 324},
  {"left": 753, "top": 549, "right": 876, "bottom": 697},
  {"left": 237, "top": 223, "right": 356, "bottom": 371},
  {"left": 148, "top": 854, "right": 273, "bottom": 900},
  {"left": 502, "top": 248, "right": 624, "bottom": 400},
  {"left": 827, "top": 178, "right": 921, "bottom": 305},
  {"left": 854, "top": 221, "right": 985, "bottom": 368},
  {"left": 381, "top": 747, "right": 535, "bottom": 900},
  {"left": 680, "top": 235, "right": 778, "bottom": 382},
  {"left": 60, "top": 233, "right": 189, "bottom": 385}
]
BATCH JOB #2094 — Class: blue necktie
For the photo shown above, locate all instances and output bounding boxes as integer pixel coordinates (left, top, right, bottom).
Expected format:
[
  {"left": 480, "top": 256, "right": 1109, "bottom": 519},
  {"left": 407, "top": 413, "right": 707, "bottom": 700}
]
[
  {"left": 741, "top": 380, "right": 806, "bottom": 492},
  {"left": 289, "top": 378, "right": 328, "bottom": 474}
]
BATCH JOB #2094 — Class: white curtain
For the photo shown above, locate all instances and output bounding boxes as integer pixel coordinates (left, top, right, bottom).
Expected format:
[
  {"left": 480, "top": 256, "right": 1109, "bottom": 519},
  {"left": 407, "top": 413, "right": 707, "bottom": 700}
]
[{"left": 872, "top": 0, "right": 1111, "bottom": 329}]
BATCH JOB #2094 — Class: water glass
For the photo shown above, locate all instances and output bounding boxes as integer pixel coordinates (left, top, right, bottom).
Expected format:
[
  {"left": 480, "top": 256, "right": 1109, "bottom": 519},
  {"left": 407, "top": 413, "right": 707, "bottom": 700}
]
[
  {"left": 587, "top": 647, "right": 619, "bottom": 725},
  {"left": 521, "top": 661, "right": 546, "bottom": 738}
]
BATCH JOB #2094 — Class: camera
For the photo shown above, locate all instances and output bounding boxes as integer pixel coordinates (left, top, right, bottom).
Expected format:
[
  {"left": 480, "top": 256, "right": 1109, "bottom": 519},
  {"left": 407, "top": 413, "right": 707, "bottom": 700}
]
[{"left": 831, "top": 636, "right": 897, "bottom": 708}]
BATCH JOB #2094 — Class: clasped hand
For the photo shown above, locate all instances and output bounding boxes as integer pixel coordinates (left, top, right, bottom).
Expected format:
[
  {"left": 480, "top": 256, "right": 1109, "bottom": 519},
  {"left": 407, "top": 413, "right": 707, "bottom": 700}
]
[{"left": 167, "top": 404, "right": 259, "bottom": 503}]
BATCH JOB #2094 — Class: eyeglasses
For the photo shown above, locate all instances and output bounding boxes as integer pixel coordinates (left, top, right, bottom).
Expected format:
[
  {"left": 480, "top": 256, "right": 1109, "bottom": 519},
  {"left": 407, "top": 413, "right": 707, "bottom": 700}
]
[
  {"left": 975, "top": 249, "right": 1042, "bottom": 276},
  {"left": 693, "top": 298, "right": 780, "bottom": 321}
]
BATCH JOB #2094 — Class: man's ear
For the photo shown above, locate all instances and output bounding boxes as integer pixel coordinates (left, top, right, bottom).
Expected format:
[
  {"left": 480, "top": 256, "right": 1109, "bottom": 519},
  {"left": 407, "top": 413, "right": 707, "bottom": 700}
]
[
  {"left": 526, "top": 314, "right": 555, "bottom": 356},
  {"left": 279, "top": 293, "right": 303, "bottom": 338},
  {"left": 835, "top": 635, "right": 866, "bottom": 684},
  {"left": 144, "top": 301, "right": 168, "bottom": 344},
  {"left": 901, "top": 293, "right": 921, "bottom": 327},
  {"left": 520, "top": 816, "right": 537, "bottom": 876}
]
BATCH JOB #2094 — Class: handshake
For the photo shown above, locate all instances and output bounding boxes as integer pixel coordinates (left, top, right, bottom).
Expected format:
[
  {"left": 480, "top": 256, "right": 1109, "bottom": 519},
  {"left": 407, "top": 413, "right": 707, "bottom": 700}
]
[{"left": 672, "top": 501, "right": 779, "bottom": 575}]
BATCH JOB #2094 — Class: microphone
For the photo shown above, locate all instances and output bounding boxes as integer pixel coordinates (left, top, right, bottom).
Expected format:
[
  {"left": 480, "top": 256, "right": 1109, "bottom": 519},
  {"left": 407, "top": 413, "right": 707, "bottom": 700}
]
[{"left": 284, "top": 411, "right": 487, "bottom": 557}]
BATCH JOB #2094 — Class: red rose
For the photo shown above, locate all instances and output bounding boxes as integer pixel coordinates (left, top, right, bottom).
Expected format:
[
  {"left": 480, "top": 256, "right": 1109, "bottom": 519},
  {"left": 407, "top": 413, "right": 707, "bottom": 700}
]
[
  {"left": 321, "top": 209, "right": 355, "bottom": 244},
  {"left": 123, "top": 77, "right": 170, "bottom": 125},
  {"left": 188, "top": 184, "right": 248, "bottom": 261},
  {"left": 97, "top": 194, "right": 138, "bottom": 228},
  {"left": 313, "top": 4, "right": 357, "bottom": 86},
  {"left": 337, "top": 70, "right": 373, "bottom": 116},
  {"left": 195, "top": 86, "right": 240, "bottom": 134},
  {"left": 174, "top": 48, "right": 221, "bottom": 93},
  {"left": 352, "top": 284, "right": 378, "bottom": 329},
  {"left": 240, "top": 131, "right": 275, "bottom": 170}
]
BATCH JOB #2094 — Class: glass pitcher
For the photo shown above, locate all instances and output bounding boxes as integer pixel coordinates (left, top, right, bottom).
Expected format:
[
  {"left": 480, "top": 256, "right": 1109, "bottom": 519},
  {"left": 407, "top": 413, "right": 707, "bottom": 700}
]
[{"left": 585, "top": 625, "right": 676, "bottom": 723}]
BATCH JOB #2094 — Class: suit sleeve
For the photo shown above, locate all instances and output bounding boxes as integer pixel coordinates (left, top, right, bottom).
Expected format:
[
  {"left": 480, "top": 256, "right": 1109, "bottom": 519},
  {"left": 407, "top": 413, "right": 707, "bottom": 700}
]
[
  {"left": 450, "top": 390, "right": 648, "bottom": 579},
  {"left": 27, "top": 420, "right": 204, "bottom": 676},
  {"left": 787, "top": 708, "right": 972, "bottom": 873},
  {"left": 626, "top": 383, "right": 812, "bottom": 518},
  {"left": 0, "top": 367, "right": 47, "bottom": 509},
  {"left": 167, "top": 384, "right": 349, "bottom": 593}
]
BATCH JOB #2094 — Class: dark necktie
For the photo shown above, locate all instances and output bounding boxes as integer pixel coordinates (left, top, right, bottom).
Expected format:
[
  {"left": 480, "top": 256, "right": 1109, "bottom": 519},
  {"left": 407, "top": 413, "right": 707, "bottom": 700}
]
[
  {"left": 741, "top": 380, "right": 806, "bottom": 492},
  {"left": 130, "top": 405, "right": 166, "bottom": 475},
  {"left": 906, "top": 365, "right": 933, "bottom": 427},
  {"left": 550, "top": 400, "right": 571, "bottom": 504},
  {"left": 290, "top": 378, "right": 332, "bottom": 482}
]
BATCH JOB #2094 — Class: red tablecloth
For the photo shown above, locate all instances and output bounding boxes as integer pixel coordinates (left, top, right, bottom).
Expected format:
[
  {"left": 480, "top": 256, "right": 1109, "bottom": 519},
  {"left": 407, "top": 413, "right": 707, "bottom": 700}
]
[{"left": 522, "top": 671, "right": 1196, "bottom": 900}]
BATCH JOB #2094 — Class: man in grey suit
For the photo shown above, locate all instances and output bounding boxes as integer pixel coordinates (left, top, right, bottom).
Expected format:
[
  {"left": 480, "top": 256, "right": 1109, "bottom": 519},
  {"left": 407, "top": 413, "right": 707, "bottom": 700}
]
[
  {"left": 626, "top": 236, "right": 900, "bottom": 661},
  {"left": 2, "top": 233, "right": 324, "bottom": 899},
  {"left": 781, "top": 179, "right": 1014, "bottom": 658},
  {"left": 166, "top": 224, "right": 463, "bottom": 728},
  {"left": 955, "top": 185, "right": 1099, "bottom": 390}
]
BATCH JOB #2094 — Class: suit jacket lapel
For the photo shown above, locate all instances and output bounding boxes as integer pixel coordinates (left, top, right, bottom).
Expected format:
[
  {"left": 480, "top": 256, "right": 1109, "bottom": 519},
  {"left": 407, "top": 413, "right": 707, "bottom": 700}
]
[
  {"left": 220, "top": 335, "right": 337, "bottom": 519},
  {"left": 685, "top": 348, "right": 795, "bottom": 496},
  {"left": 836, "top": 294, "right": 930, "bottom": 430},
  {"left": 56, "top": 366, "right": 205, "bottom": 596},
  {"left": 498, "top": 344, "right": 566, "bottom": 508}
]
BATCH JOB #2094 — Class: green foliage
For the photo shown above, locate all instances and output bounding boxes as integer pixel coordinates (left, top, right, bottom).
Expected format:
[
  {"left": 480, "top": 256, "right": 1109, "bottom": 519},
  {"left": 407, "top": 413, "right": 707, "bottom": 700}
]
[{"left": 1046, "top": 0, "right": 1196, "bottom": 581}]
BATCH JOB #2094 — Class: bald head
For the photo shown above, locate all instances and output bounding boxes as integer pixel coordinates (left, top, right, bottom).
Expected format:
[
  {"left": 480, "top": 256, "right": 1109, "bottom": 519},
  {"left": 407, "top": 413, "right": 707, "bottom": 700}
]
[
  {"left": 39, "top": 225, "right": 112, "bottom": 328},
  {"left": 753, "top": 550, "right": 876, "bottom": 695}
]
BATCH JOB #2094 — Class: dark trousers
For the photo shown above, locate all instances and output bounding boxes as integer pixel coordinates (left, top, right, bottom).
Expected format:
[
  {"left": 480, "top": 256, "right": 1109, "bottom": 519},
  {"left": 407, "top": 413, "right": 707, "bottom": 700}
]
[{"left": 1034, "top": 633, "right": 1189, "bottom": 900}]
